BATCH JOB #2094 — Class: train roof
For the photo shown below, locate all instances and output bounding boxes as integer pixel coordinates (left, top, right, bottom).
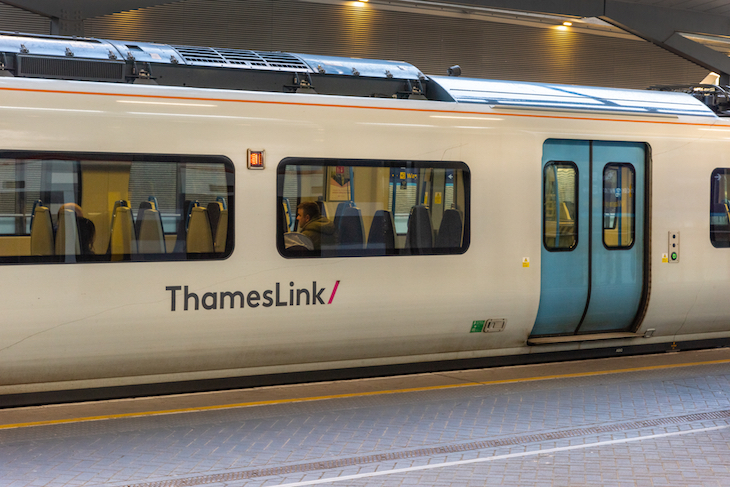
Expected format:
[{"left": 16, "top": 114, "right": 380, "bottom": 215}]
[
  {"left": 433, "top": 76, "right": 715, "bottom": 118},
  {"left": 0, "top": 31, "right": 717, "bottom": 119}
]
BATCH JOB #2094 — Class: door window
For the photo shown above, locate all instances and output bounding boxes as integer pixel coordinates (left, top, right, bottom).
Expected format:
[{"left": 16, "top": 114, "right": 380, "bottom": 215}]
[
  {"left": 603, "top": 164, "right": 635, "bottom": 248},
  {"left": 543, "top": 162, "right": 578, "bottom": 251},
  {"left": 711, "top": 168, "right": 730, "bottom": 248}
]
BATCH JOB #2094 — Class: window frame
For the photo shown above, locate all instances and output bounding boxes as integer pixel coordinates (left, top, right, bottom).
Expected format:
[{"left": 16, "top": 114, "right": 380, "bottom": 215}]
[
  {"left": 602, "top": 162, "right": 636, "bottom": 250},
  {"left": 543, "top": 160, "right": 579, "bottom": 252},
  {"left": 0, "top": 150, "right": 235, "bottom": 265},
  {"left": 710, "top": 167, "right": 730, "bottom": 249},
  {"left": 277, "top": 157, "right": 470, "bottom": 258}
]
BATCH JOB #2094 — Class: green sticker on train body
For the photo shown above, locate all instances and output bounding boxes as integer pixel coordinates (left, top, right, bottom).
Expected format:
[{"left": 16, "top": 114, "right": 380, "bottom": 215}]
[{"left": 470, "top": 320, "right": 485, "bottom": 333}]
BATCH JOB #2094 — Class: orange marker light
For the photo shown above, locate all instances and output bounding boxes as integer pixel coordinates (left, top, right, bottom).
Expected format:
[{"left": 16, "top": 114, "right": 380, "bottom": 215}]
[{"left": 248, "top": 149, "right": 265, "bottom": 169}]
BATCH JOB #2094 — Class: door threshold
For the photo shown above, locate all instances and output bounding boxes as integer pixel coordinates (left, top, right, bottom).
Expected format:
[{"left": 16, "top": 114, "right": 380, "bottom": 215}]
[{"left": 528, "top": 332, "right": 640, "bottom": 345}]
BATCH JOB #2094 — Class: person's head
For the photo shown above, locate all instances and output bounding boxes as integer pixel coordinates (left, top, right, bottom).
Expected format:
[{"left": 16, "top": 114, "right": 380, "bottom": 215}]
[
  {"left": 296, "top": 202, "right": 320, "bottom": 228},
  {"left": 77, "top": 217, "right": 96, "bottom": 254},
  {"left": 58, "top": 202, "right": 84, "bottom": 219}
]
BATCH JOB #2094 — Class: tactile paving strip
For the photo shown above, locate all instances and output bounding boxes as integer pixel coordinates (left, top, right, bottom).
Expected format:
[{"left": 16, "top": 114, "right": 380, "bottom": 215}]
[{"left": 124, "top": 408, "right": 730, "bottom": 487}]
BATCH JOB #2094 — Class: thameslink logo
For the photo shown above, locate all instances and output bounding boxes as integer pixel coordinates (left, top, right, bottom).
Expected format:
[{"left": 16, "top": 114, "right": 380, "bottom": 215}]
[{"left": 165, "top": 281, "right": 340, "bottom": 311}]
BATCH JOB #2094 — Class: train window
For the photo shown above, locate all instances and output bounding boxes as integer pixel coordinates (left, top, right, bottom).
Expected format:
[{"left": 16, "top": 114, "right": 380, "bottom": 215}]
[
  {"left": 711, "top": 168, "right": 730, "bottom": 248},
  {"left": 277, "top": 158, "right": 469, "bottom": 257},
  {"left": 0, "top": 152, "right": 233, "bottom": 263},
  {"left": 543, "top": 162, "right": 578, "bottom": 251},
  {"left": 603, "top": 163, "right": 635, "bottom": 249}
]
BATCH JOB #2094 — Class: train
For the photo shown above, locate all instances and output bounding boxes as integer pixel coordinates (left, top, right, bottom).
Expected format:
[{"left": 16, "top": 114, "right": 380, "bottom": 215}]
[{"left": 0, "top": 31, "right": 729, "bottom": 406}]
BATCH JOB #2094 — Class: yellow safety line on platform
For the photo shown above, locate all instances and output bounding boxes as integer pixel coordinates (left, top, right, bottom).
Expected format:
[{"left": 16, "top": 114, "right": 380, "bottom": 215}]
[{"left": 2, "top": 357, "right": 730, "bottom": 430}]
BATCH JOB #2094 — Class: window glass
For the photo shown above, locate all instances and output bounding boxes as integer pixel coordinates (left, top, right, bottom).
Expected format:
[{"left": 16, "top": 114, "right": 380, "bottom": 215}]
[
  {"left": 543, "top": 162, "right": 577, "bottom": 251},
  {"left": 278, "top": 158, "right": 469, "bottom": 257},
  {"left": 603, "top": 163, "right": 635, "bottom": 248},
  {"left": 711, "top": 168, "right": 730, "bottom": 248},
  {"left": 0, "top": 152, "right": 233, "bottom": 263},
  {"left": 129, "top": 162, "right": 177, "bottom": 233}
]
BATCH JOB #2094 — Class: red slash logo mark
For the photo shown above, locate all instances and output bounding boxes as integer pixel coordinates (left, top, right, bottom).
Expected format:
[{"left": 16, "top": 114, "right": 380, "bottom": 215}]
[{"left": 328, "top": 280, "right": 340, "bottom": 304}]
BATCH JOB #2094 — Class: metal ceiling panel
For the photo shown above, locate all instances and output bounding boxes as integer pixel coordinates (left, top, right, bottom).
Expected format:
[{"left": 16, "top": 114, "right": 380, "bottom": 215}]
[
  {"left": 617, "top": 0, "right": 730, "bottom": 16},
  {"left": 0, "top": 3, "right": 49, "bottom": 34}
]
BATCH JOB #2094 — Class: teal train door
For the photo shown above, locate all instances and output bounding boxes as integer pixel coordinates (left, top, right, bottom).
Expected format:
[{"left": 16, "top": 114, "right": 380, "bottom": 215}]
[{"left": 531, "top": 139, "right": 646, "bottom": 337}]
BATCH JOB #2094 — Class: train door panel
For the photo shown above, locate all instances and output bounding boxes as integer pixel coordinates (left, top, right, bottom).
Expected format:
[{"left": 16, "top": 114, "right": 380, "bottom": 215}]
[
  {"left": 532, "top": 139, "right": 646, "bottom": 338},
  {"left": 532, "top": 140, "right": 590, "bottom": 336},
  {"left": 578, "top": 142, "right": 645, "bottom": 333}
]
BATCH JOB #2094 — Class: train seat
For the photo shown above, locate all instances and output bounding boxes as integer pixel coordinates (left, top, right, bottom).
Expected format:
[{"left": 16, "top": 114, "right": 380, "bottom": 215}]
[
  {"left": 405, "top": 205, "right": 433, "bottom": 252},
  {"left": 281, "top": 200, "right": 291, "bottom": 234},
  {"left": 560, "top": 202, "right": 573, "bottom": 221},
  {"left": 338, "top": 206, "right": 364, "bottom": 249},
  {"left": 282, "top": 198, "right": 294, "bottom": 232},
  {"left": 30, "top": 205, "right": 54, "bottom": 256},
  {"left": 55, "top": 208, "right": 81, "bottom": 256},
  {"left": 435, "top": 208, "right": 463, "bottom": 248},
  {"left": 187, "top": 206, "right": 214, "bottom": 253},
  {"left": 109, "top": 200, "right": 137, "bottom": 259},
  {"left": 134, "top": 201, "right": 153, "bottom": 238},
  {"left": 136, "top": 203, "right": 166, "bottom": 254},
  {"left": 207, "top": 201, "right": 221, "bottom": 237},
  {"left": 172, "top": 200, "right": 193, "bottom": 254},
  {"left": 333, "top": 202, "right": 350, "bottom": 231},
  {"left": 366, "top": 209, "right": 396, "bottom": 253},
  {"left": 214, "top": 208, "right": 228, "bottom": 253},
  {"left": 315, "top": 200, "right": 327, "bottom": 218},
  {"left": 207, "top": 201, "right": 228, "bottom": 253}
]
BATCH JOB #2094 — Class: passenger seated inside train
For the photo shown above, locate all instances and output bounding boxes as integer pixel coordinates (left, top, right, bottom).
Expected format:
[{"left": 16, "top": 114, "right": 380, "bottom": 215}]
[
  {"left": 277, "top": 161, "right": 468, "bottom": 257},
  {"left": 296, "top": 201, "right": 336, "bottom": 250},
  {"left": 77, "top": 217, "right": 96, "bottom": 255},
  {"left": 51, "top": 203, "right": 97, "bottom": 256}
]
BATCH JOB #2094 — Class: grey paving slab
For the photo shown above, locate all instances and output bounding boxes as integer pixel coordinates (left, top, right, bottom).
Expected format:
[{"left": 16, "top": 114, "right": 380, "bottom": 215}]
[
  {"left": 299, "top": 427, "right": 730, "bottom": 487},
  {"left": 1, "top": 351, "right": 730, "bottom": 486}
]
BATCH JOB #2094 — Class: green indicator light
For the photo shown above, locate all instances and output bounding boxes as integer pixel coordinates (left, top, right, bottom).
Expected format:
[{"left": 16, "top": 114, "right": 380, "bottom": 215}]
[{"left": 671, "top": 252, "right": 677, "bottom": 260}]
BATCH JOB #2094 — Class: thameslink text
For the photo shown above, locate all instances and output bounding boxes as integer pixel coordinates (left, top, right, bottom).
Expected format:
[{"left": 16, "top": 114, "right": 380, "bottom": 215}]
[{"left": 165, "top": 281, "right": 337, "bottom": 311}]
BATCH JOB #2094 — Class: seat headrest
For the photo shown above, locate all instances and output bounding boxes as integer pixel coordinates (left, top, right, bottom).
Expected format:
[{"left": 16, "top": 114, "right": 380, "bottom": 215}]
[
  {"left": 405, "top": 205, "right": 433, "bottom": 252},
  {"left": 366, "top": 210, "right": 395, "bottom": 252},
  {"left": 435, "top": 208, "right": 463, "bottom": 248}
]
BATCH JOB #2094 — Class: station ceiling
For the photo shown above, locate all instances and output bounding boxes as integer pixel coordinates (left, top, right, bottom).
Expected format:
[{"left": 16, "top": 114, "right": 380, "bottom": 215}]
[
  {"left": 457, "top": 0, "right": 730, "bottom": 81},
  {"left": 3, "top": 0, "right": 730, "bottom": 81}
]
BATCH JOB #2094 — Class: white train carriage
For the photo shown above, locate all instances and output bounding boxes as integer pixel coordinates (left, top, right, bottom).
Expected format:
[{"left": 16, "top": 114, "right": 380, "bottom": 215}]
[{"left": 0, "top": 32, "right": 728, "bottom": 404}]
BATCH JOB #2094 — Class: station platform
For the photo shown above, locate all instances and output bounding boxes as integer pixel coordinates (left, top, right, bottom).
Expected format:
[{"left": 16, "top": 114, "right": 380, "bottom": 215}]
[{"left": 1, "top": 348, "right": 730, "bottom": 486}]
